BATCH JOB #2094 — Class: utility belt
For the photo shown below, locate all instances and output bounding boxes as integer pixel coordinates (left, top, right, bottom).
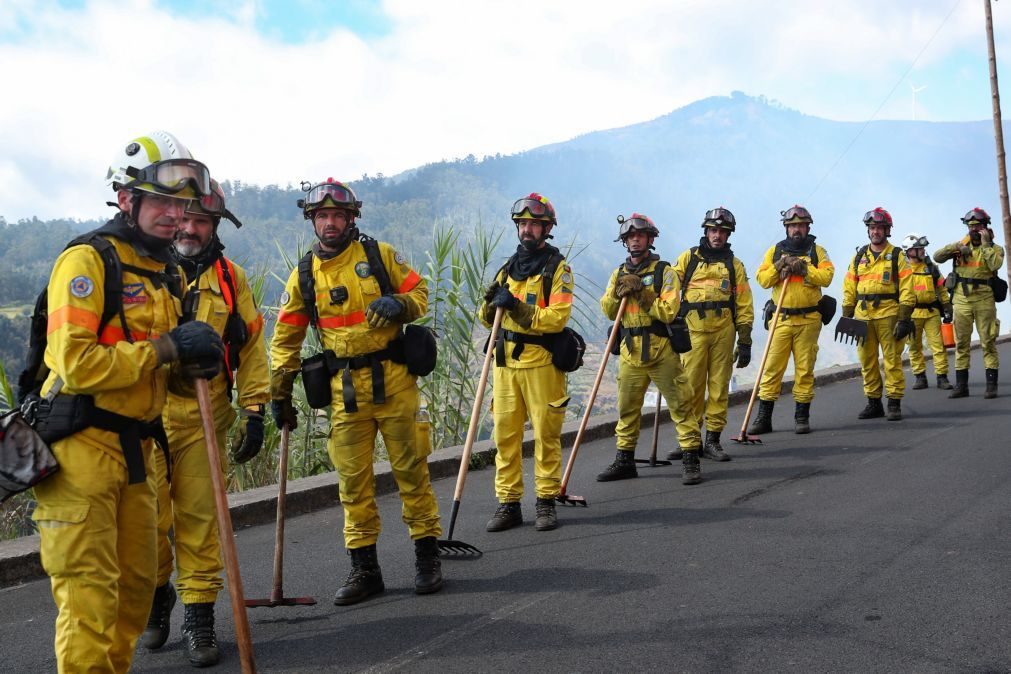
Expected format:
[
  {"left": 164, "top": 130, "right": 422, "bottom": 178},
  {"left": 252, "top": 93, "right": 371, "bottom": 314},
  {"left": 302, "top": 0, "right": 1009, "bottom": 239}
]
[
  {"left": 489, "top": 327, "right": 586, "bottom": 373},
  {"left": 947, "top": 273, "right": 1008, "bottom": 302},
  {"left": 22, "top": 393, "right": 168, "bottom": 484},
  {"left": 914, "top": 301, "right": 942, "bottom": 312},
  {"left": 678, "top": 300, "right": 733, "bottom": 319},
  {"left": 763, "top": 295, "right": 837, "bottom": 328},
  {"left": 608, "top": 319, "right": 692, "bottom": 359},
  {"left": 857, "top": 292, "right": 898, "bottom": 311}
]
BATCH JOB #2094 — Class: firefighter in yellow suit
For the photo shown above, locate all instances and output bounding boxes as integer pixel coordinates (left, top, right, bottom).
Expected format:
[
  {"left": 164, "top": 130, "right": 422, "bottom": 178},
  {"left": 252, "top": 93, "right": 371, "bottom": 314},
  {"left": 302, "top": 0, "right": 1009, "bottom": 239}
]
[
  {"left": 673, "top": 207, "right": 754, "bottom": 459},
  {"left": 842, "top": 207, "right": 916, "bottom": 421},
  {"left": 900, "top": 233, "right": 953, "bottom": 392},
  {"left": 749, "top": 205, "right": 835, "bottom": 435},
  {"left": 479, "top": 193, "right": 573, "bottom": 532},
  {"left": 141, "top": 180, "right": 270, "bottom": 667},
  {"left": 30, "top": 131, "right": 224, "bottom": 674},
  {"left": 933, "top": 208, "right": 1005, "bottom": 399},
  {"left": 596, "top": 213, "right": 703, "bottom": 485},
  {"left": 270, "top": 179, "right": 442, "bottom": 607}
]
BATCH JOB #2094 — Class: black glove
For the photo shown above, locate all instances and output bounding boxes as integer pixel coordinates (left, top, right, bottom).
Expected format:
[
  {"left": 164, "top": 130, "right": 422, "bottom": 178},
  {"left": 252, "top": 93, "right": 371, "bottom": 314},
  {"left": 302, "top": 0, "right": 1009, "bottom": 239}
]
[
  {"left": 271, "top": 399, "right": 298, "bottom": 431},
  {"left": 366, "top": 296, "right": 404, "bottom": 328},
  {"left": 734, "top": 343, "right": 752, "bottom": 368},
  {"left": 490, "top": 285, "right": 518, "bottom": 310},
  {"left": 231, "top": 409, "right": 264, "bottom": 464},
  {"left": 942, "top": 304, "right": 953, "bottom": 324},
  {"left": 893, "top": 318, "right": 914, "bottom": 341},
  {"left": 483, "top": 282, "right": 501, "bottom": 303},
  {"left": 153, "top": 320, "right": 225, "bottom": 363},
  {"left": 842, "top": 305, "right": 855, "bottom": 319}
]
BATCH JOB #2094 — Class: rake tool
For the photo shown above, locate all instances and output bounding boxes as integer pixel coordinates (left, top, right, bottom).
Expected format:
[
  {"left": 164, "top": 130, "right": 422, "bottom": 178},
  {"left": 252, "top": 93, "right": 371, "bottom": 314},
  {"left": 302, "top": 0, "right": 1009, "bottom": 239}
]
[
  {"left": 438, "top": 308, "right": 505, "bottom": 556},
  {"left": 733, "top": 277, "right": 789, "bottom": 445},
  {"left": 634, "top": 390, "right": 672, "bottom": 467},
  {"left": 558, "top": 296, "right": 629, "bottom": 506},
  {"left": 834, "top": 316, "right": 868, "bottom": 346},
  {"left": 246, "top": 427, "right": 316, "bottom": 608},
  {"left": 195, "top": 378, "right": 257, "bottom": 674}
]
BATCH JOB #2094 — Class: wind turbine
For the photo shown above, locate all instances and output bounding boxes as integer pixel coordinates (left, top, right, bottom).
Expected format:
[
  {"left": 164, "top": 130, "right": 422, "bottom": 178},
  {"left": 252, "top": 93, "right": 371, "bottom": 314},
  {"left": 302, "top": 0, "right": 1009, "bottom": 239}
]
[{"left": 910, "top": 83, "right": 927, "bottom": 121}]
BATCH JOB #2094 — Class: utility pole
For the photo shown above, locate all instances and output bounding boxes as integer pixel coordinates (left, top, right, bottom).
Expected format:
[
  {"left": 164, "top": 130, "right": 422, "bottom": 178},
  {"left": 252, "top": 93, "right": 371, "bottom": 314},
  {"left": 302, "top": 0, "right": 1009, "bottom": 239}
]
[{"left": 984, "top": 0, "right": 1011, "bottom": 294}]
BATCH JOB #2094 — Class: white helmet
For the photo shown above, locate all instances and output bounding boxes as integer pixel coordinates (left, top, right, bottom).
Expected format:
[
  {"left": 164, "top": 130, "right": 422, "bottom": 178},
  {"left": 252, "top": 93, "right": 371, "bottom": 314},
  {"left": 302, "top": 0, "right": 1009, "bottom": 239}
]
[
  {"left": 105, "top": 131, "right": 209, "bottom": 200},
  {"left": 900, "top": 233, "right": 929, "bottom": 251}
]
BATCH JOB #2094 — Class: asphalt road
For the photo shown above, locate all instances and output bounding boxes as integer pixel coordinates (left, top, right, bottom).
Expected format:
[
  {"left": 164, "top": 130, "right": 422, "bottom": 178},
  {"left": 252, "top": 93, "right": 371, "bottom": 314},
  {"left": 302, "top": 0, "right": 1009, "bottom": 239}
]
[{"left": 2, "top": 345, "right": 1010, "bottom": 673}]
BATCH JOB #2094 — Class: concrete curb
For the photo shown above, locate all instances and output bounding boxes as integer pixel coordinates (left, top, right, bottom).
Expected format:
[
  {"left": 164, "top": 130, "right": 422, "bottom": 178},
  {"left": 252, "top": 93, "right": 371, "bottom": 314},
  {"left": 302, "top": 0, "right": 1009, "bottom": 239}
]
[{"left": 4, "top": 333, "right": 1008, "bottom": 587}]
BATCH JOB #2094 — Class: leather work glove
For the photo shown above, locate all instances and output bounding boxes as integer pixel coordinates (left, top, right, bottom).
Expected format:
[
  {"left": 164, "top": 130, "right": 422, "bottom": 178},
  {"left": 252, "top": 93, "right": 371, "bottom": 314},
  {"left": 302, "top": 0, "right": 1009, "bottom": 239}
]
[
  {"left": 842, "top": 305, "right": 855, "bottom": 319},
  {"left": 490, "top": 285, "right": 518, "bottom": 310},
  {"left": 483, "top": 282, "right": 501, "bottom": 303},
  {"left": 774, "top": 255, "right": 794, "bottom": 280},
  {"left": 637, "top": 287, "right": 657, "bottom": 311},
  {"left": 150, "top": 320, "right": 225, "bottom": 365},
  {"left": 942, "top": 303, "right": 953, "bottom": 324},
  {"left": 734, "top": 343, "right": 752, "bottom": 369},
  {"left": 957, "top": 244, "right": 973, "bottom": 260},
  {"left": 271, "top": 399, "right": 298, "bottom": 431},
  {"left": 614, "top": 274, "right": 644, "bottom": 298},
  {"left": 179, "top": 356, "right": 222, "bottom": 380},
  {"left": 787, "top": 257, "right": 808, "bottom": 277},
  {"left": 981, "top": 228, "right": 994, "bottom": 245},
  {"left": 893, "top": 318, "right": 914, "bottom": 341},
  {"left": 366, "top": 296, "right": 405, "bottom": 328},
  {"left": 231, "top": 408, "right": 265, "bottom": 464},
  {"left": 509, "top": 300, "right": 536, "bottom": 329}
]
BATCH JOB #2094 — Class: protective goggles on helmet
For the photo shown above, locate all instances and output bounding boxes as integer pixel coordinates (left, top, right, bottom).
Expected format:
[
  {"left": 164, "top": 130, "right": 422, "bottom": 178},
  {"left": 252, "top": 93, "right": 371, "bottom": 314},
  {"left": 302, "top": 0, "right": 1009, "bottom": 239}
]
[
  {"left": 781, "top": 205, "right": 813, "bottom": 224},
  {"left": 863, "top": 208, "right": 893, "bottom": 226},
  {"left": 185, "top": 190, "right": 243, "bottom": 228},
  {"left": 961, "top": 208, "right": 991, "bottom": 226},
  {"left": 299, "top": 181, "right": 362, "bottom": 216},
  {"left": 901, "top": 234, "right": 929, "bottom": 250},
  {"left": 125, "top": 159, "right": 212, "bottom": 196},
  {"left": 511, "top": 195, "right": 556, "bottom": 222},
  {"left": 616, "top": 213, "right": 659, "bottom": 241},
  {"left": 703, "top": 207, "right": 735, "bottom": 229}
]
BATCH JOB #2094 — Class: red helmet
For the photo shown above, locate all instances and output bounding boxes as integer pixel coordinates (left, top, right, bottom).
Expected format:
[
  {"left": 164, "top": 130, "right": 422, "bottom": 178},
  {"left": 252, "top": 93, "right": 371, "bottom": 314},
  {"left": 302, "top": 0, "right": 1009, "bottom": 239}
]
[
  {"left": 615, "top": 213, "right": 660, "bottom": 241},
  {"left": 511, "top": 193, "right": 557, "bottom": 225},
  {"left": 961, "top": 207, "right": 991, "bottom": 226},
  {"left": 863, "top": 207, "right": 893, "bottom": 227}
]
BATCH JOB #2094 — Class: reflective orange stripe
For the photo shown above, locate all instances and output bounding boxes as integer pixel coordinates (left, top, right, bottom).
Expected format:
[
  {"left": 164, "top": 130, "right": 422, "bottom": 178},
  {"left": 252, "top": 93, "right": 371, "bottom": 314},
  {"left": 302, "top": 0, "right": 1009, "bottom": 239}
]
[
  {"left": 278, "top": 310, "right": 310, "bottom": 327},
  {"left": 898, "top": 269, "right": 913, "bottom": 278},
  {"left": 47, "top": 305, "right": 100, "bottom": 335},
  {"left": 318, "top": 311, "right": 367, "bottom": 328},
  {"left": 818, "top": 261, "right": 834, "bottom": 269},
  {"left": 913, "top": 284, "right": 929, "bottom": 292},
  {"left": 398, "top": 270, "right": 421, "bottom": 294},
  {"left": 548, "top": 293, "right": 572, "bottom": 305},
  {"left": 788, "top": 276, "right": 806, "bottom": 283},
  {"left": 214, "top": 258, "right": 237, "bottom": 312},
  {"left": 98, "top": 325, "right": 153, "bottom": 345}
]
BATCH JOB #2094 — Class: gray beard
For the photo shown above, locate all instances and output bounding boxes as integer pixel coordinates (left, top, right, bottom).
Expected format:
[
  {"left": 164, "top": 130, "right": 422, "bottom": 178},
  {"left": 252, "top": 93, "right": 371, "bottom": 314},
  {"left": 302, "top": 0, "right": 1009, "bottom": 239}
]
[{"left": 174, "top": 239, "right": 206, "bottom": 257}]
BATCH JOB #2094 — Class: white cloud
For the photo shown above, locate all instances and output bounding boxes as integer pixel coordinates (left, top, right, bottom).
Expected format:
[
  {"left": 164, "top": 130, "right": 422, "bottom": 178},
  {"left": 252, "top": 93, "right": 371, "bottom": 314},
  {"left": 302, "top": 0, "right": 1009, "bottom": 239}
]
[{"left": 0, "top": 0, "right": 1007, "bottom": 221}]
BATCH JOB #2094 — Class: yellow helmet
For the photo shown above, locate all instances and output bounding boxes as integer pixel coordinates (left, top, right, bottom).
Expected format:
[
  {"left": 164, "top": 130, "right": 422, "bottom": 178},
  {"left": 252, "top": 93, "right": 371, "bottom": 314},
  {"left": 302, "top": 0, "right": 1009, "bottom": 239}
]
[{"left": 106, "top": 131, "right": 209, "bottom": 200}]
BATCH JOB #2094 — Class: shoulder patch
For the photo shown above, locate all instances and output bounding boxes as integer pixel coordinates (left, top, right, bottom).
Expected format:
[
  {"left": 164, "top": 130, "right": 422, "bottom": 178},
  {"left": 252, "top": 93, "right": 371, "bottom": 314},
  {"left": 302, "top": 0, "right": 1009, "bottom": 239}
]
[
  {"left": 561, "top": 272, "right": 573, "bottom": 285},
  {"left": 122, "top": 282, "right": 147, "bottom": 305},
  {"left": 70, "top": 276, "right": 94, "bottom": 298},
  {"left": 355, "top": 262, "right": 371, "bottom": 278},
  {"left": 280, "top": 290, "right": 290, "bottom": 305},
  {"left": 563, "top": 264, "right": 571, "bottom": 273},
  {"left": 641, "top": 274, "right": 653, "bottom": 287},
  {"left": 394, "top": 251, "right": 406, "bottom": 265}
]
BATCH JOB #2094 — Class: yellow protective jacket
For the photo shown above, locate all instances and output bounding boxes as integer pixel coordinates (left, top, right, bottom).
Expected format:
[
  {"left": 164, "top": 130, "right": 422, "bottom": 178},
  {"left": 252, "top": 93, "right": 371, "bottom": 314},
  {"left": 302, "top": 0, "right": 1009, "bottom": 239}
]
[
  {"left": 163, "top": 257, "right": 270, "bottom": 429},
  {"left": 842, "top": 242, "right": 915, "bottom": 319},
  {"left": 908, "top": 259, "right": 951, "bottom": 319},
  {"left": 600, "top": 258, "right": 681, "bottom": 366},
  {"left": 41, "top": 224, "right": 183, "bottom": 461},
  {"left": 478, "top": 253, "right": 574, "bottom": 369},
  {"left": 270, "top": 239, "right": 427, "bottom": 401},
  {"left": 671, "top": 246, "right": 754, "bottom": 334},
  {"left": 755, "top": 240, "right": 835, "bottom": 324},
  {"left": 933, "top": 237, "right": 1006, "bottom": 302}
]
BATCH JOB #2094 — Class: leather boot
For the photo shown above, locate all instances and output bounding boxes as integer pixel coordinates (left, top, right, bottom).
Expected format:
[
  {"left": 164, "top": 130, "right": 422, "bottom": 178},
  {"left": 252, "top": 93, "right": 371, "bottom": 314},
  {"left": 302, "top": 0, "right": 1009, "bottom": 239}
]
[
  {"left": 485, "top": 501, "right": 522, "bottom": 532},
  {"left": 665, "top": 446, "right": 683, "bottom": 461},
  {"left": 912, "top": 372, "right": 928, "bottom": 390},
  {"left": 886, "top": 398, "right": 902, "bottom": 421},
  {"left": 936, "top": 374, "right": 953, "bottom": 390},
  {"left": 334, "top": 544, "right": 385, "bottom": 606},
  {"left": 794, "top": 402, "right": 811, "bottom": 434},
  {"left": 414, "top": 536, "right": 443, "bottom": 595},
  {"left": 746, "top": 399, "right": 774, "bottom": 435},
  {"left": 949, "top": 369, "right": 969, "bottom": 398},
  {"left": 701, "top": 430, "right": 731, "bottom": 461},
  {"left": 681, "top": 449, "right": 702, "bottom": 485},
  {"left": 984, "top": 368, "right": 998, "bottom": 399},
  {"left": 534, "top": 498, "right": 558, "bottom": 531},
  {"left": 181, "top": 603, "right": 219, "bottom": 668},
  {"left": 857, "top": 397, "right": 884, "bottom": 419},
  {"left": 596, "top": 450, "right": 638, "bottom": 481},
  {"left": 140, "top": 582, "right": 176, "bottom": 650}
]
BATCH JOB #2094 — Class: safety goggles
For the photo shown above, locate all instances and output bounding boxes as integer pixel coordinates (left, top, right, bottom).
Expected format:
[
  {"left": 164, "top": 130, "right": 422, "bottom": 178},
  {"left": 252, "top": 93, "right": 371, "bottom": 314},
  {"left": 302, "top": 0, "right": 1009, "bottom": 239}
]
[
  {"left": 303, "top": 182, "right": 361, "bottom": 211},
  {"left": 704, "top": 208, "right": 735, "bottom": 227},
  {"left": 618, "top": 217, "right": 658, "bottom": 238},
  {"left": 863, "top": 208, "right": 892, "bottom": 226},
  {"left": 962, "top": 209, "right": 990, "bottom": 226},
  {"left": 184, "top": 189, "right": 244, "bottom": 228},
  {"left": 125, "top": 159, "right": 212, "bottom": 196},
  {"left": 781, "top": 206, "right": 812, "bottom": 223},
  {"left": 511, "top": 197, "right": 555, "bottom": 221},
  {"left": 907, "top": 235, "right": 929, "bottom": 248}
]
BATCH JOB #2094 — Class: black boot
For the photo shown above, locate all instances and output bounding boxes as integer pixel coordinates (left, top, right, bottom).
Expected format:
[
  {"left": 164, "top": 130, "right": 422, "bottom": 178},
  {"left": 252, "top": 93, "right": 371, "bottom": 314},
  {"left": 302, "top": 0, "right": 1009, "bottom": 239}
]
[
  {"left": 534, "top": 498, "right": 558, "bottom": 531},
  {"left": 334, "top": 544, "right": 385, "bottom": 606},
  {"left": 181, "top": 603, "right": 219, "bottom": 668},
  {"left": 794, "top": 402, "right": 811, "bottom": 434},
  {"left": 886, "top": 398, "right": 902, "bottom": 421},
  {"left": 596, "top": 450, "right": 638, "bottom": 481},
  {"left": 984, "top": 368, "right": 998, "bottom": 399},
  {"left": 681, "top": 449, "right": 702, "bottom": 485},
  {"left": 936, "top": 373, "right": 953, "bottom": 390},
  {"left": 858, "top": 397, "right": 884, "bottom": 419},
  {"left": 701, "top": 430, "right": 731, "bottom": 461},
  {"left": 140, "top": 582, "right": 176, "bottom": 650},
  {"left": 485, "top": 501, "right": 522, "bottom": 532},
  {"left": 912, "top": 372, "right": 928, "bottom": 390},
  {"left": 746, "top": 399, "right": 774, "bottom": 435},
  {"left": 665, "top": 446, "right": 683, "bottom": 461},
  {"left": 414, "top": 537, "right": 443, "bottom": 595},
  {"left": 949, "top": 369, "right": 969, "bottom": 398}
]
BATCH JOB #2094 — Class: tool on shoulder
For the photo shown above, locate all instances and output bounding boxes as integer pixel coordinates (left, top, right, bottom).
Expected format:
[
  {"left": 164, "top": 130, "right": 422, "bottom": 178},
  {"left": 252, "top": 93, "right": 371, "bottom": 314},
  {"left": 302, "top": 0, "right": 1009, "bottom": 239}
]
[
  {"left": 834, "top": 316, "right": 868, "bottom": 346},
  {"left": 733, "top": 278, "right": 788, "bottom": 444}
]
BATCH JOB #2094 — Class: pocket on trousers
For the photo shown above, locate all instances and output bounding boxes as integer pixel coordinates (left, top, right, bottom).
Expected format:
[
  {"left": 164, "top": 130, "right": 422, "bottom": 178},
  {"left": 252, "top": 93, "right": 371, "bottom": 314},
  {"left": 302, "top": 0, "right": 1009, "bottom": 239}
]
[
  {"left": 415, "top": 416, "right": 433, "bottom": 459},
  {"left": 547, "top": 396, "right": 570, "bottom": 412},
  {"left": 33, "top": 501, "right": 90, "bottom": 528},
  {"left": 34, "top": 501, "right": 92, "bottom": 576}
]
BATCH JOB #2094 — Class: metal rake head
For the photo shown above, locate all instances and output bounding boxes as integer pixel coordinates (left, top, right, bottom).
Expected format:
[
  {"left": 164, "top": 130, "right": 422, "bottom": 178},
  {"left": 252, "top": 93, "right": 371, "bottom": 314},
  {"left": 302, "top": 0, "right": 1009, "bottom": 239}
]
[
  {"left": 245, "top": 596, "right": 317, "bottom": 608},
  {"left": 731, "top": 433, "right": 763, "bottom": 444},
  {"left": 437, "top": 539, "right": 482, "bottom": 557},
  {"left": 634, "top": 458, "right": 673, "bottom": 467},
  {"left": 834, "top": 317, "right": 868, "bottom": 346},
  {"left": 556, "top": 493, "right": 588, "bottom": 507}
]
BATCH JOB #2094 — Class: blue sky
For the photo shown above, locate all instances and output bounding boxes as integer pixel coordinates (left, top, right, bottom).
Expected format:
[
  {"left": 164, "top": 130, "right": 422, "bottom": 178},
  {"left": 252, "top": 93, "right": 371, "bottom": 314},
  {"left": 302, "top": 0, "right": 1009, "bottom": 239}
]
[{"left": 1, "top": 0, "right": 1009, "bottom": 220}]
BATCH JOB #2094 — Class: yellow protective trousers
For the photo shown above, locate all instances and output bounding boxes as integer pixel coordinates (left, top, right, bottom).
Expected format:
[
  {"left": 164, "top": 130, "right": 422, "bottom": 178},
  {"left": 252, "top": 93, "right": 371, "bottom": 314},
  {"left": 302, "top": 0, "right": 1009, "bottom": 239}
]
[
  {"left": 680, "top": 322, "right": 735, "bottom": 432},
  {"left": 953, "top": 296, "right": 1000, "bottom": 370},
  {"left": 32, "top": 439, "right": 157, "bottom": 674},
  {"left": 758, "top": 317, "right": 822, "bottom": 403},
  {"left": 908, "top": 314, "right": 949, "bottom": 376},
  {"left": 154, "top": 420, "right": 229, "bottom": 604},
  {"left": 615, "top": 349, "right": 700, "bottom": 450},
  {"left": 328, "top": 385, "right": 441, "bottom": 548},
  {"left": 858, "top": 315, "right": 905, "bottom": 399},
  {"left": 492, "top": 363, "right": 568, "bottom": 501}
]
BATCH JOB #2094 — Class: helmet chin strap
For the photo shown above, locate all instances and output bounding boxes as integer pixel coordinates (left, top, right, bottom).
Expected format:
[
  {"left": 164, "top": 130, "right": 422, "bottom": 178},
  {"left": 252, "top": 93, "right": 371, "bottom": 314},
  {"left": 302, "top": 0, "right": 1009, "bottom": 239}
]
[{"left": 317, "top": 223, "right": 359, "bottom": 253}]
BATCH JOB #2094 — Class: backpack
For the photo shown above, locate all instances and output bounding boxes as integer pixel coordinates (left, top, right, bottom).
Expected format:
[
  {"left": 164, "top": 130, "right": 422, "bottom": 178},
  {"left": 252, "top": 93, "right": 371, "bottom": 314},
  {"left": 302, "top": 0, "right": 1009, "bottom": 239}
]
[
  {"left": 17, "top": 230, "right": 183, "bottom": 404},
  {"left": 680, "top": 247, "right": 738, "bottom": 321},
  {"left": 851, "top": 244, "right": 900, "bottom": 289}
]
